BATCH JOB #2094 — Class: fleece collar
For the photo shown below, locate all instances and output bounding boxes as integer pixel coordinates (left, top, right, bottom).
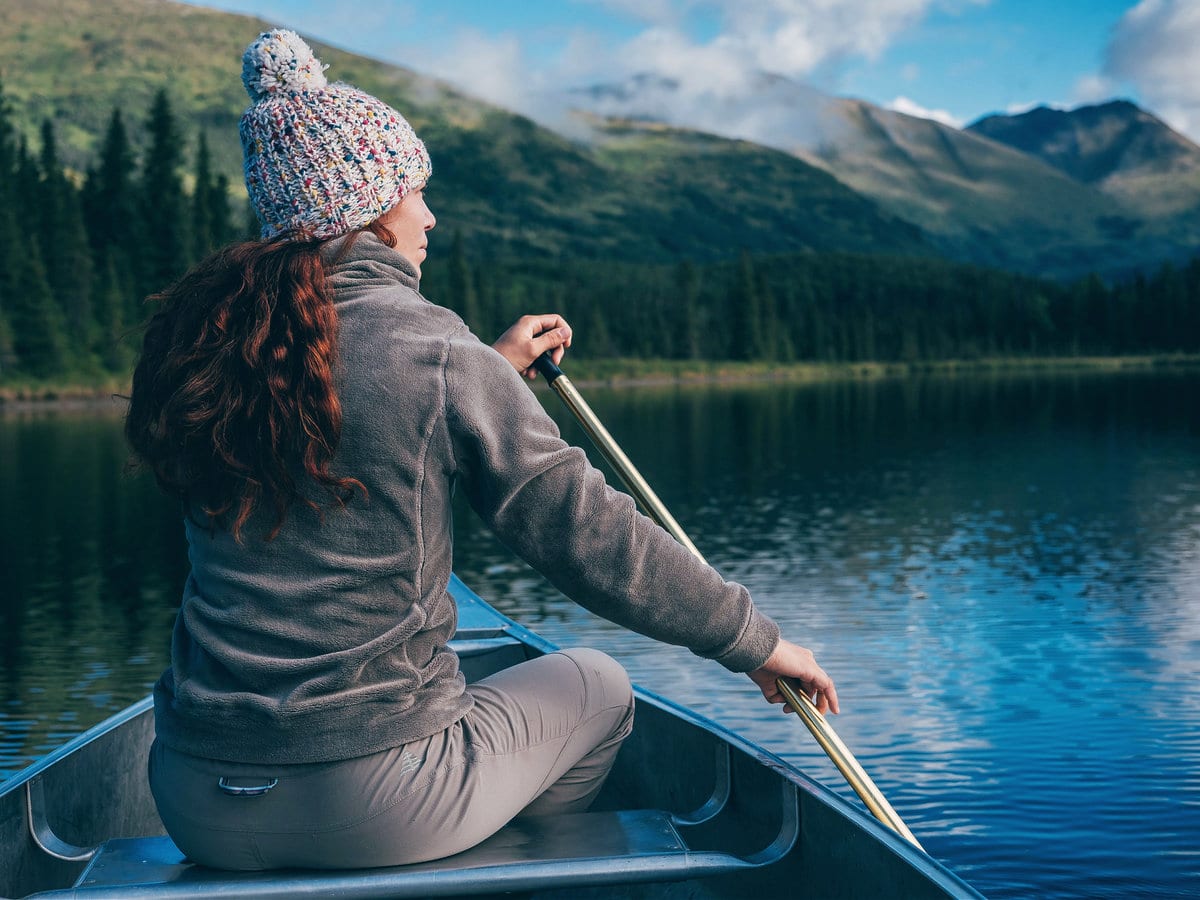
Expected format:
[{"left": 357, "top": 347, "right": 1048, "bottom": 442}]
[{"left": 321, "top": 230, "right": 421, "bottom": 293}]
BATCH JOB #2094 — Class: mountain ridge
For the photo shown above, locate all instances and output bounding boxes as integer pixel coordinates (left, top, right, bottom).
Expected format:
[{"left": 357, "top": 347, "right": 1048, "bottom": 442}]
[
  {"left": 0, "top": 0, "right": 928, "bottom": 265},
  {"left": 4, "top": 0, "right": 1198, "bottom": 280},
  {"left": 563, "top": 70, "right": 1200, "bottom": 279},
  {"left": 967, "top": 100, "right": 1200, "bottom": 222}
]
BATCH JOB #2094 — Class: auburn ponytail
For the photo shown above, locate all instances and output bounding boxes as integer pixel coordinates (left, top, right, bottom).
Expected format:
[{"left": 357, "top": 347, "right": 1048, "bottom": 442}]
[{"left": 126, "top": 237, "right": 365, "bottom": 541}]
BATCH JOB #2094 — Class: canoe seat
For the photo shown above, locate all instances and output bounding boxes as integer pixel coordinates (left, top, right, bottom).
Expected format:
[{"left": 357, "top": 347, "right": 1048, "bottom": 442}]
[{"left": 56, "top": 809, "right": 757, "bottom": 898}]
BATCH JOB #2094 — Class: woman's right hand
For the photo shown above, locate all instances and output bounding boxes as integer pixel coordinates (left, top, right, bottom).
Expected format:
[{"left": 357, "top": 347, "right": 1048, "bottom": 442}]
[
  {"left": 492, "top": 314, "right": 573, "bottom": 380},
  {"left": 747, "top": 639, "right": 840, "bottom": 716}
]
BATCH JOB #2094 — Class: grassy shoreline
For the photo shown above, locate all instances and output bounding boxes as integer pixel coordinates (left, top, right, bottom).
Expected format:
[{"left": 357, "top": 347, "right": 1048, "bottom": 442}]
[{"left": 3, "top": 353, "right": 1200, "bottom": 409}]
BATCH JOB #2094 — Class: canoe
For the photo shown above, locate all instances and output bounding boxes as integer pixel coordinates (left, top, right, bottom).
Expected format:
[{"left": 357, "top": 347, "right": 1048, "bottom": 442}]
[{"left": 0, "top": 575, "right": 983, "bottom": 899}]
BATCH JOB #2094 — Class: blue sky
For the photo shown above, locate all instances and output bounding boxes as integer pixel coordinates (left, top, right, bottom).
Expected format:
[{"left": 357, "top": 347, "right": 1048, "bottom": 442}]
[{"left": 181, "top": 0, "right": 1200, "bottom": 141}]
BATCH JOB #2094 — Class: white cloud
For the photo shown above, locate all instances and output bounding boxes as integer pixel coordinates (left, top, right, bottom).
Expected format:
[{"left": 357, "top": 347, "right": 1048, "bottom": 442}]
[
  {"left": 1103, "top": 0, "right": 1200, "bottom": 140},
  {"left": 581, "top": 0, "right": 685, "bottom": 25},
  {"left": 1001, "top": 99, "right": 1070, "bottom": 117},
  {"left": 889, "top": 96, "right": 963, "bottom": 128},
  {"left": 430, "top": 29, "right": 529, "bottom": 112},
  {"left": 400, "top": 0, "right": 990, "bottom": 150},
  {"left": 1072, "top": 74, "right": 1117, "bottom": 106}
]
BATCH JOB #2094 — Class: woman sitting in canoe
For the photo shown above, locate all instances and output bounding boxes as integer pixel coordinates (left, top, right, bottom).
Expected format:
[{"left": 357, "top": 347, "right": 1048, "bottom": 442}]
[{"left": 124, "top": 28, "right": 839, "bottom": 872}]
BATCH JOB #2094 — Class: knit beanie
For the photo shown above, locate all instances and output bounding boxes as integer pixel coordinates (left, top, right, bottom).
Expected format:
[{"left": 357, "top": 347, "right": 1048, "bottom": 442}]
[{"left": 239, "top": 29, "right": 432, "bottom": 240}]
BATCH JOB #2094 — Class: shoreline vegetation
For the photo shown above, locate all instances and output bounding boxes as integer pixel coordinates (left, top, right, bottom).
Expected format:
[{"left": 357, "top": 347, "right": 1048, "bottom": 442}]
[{"left": 5, "top": 353, "right": 1199, "bottom": 412}]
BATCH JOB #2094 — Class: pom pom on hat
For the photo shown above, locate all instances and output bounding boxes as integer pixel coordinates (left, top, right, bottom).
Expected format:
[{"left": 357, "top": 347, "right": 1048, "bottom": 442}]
[
  {"left": 238, "top": 28, "right": 432, "bottom": 242},
  {"left": 242, "top": 29, "right": 328, "bottom": 101}
]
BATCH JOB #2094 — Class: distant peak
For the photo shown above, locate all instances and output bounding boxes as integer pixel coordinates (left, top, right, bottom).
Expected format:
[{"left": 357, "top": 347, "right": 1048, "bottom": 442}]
[{"left": 966, "top": 97, "right": 1199, "bottom": 185}]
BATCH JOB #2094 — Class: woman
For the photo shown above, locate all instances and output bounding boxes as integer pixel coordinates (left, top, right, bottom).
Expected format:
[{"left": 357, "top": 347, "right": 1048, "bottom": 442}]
[{"left": 125, "top": 29, "right": 838, "bottom": 871}]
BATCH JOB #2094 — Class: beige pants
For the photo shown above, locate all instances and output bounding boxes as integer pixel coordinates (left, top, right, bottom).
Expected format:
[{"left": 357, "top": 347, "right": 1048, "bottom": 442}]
[{"left": 149, "top": 649, "right": 635, "bottom": 871}]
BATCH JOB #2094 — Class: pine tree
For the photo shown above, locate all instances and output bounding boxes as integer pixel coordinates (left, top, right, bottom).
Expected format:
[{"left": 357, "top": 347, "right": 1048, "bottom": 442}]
[
  {"left": 244, "top": 197, "right": 261, "bottom": 240},
  {"left": 191, "top": 131, "right": 217, "bottom": 260},
  {"left": 448, "top": 230, "right": 481, "bottom": 331},
  {"left": 36, "top": 119, "right": 64, "bottom": 259},
  {"left": 10, "top": 235, "right": 69, "bottom": 377},
  {"left": 0, "top": 80, "right": 20, "bottom": 373},
  {"left": 58, "top": 188, "right": 95, "bottom": 354},
  {"left": 0, "top": 199, "right": 17, "bottom": 375},
  {"left": 82, "top": 109, "right": 140, "bottom": 335},
  {"left": 139, "top": 90, "right": 188, "bottom": 300},
  {"left": 210, "top": 173, "right": 233, "bottom": 247},
  {"left": 92, "top": 249, "right": 131, "bottom": 371},
  {"left": 0, "top": 79, "right": 14, "bottom": 186},
  {"left": 13, "top": 138, "right": 42, "bottom": 245},
  {"left": 675, "top": 261, "right": 702, "bottom": 359},
  {"left": 83, "top": 109, "right": 139, "bottom": 258},
  {"left": 34, "top": 120, "right": 94, "bottom": 362},
  {"left": 730, "top": 251, "right": 764, "bottom": 360}
]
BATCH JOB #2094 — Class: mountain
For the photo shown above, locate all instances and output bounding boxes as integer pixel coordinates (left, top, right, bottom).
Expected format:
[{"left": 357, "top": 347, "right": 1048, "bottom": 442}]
[
  {"left": 5, "top": 0, "right": 1198, "bottom": 281},
  {"left": 0, "top": 0, "right": 925, "bottom": 264},
  {"left": 569, "top": 72, "right": 1200, "bottom": 279},
  {"left": 967, "top": 100, "right": 1200, "bottom": 221},
  {"left": 794, "top": 98, "right": 1157, "bottom": 277}
]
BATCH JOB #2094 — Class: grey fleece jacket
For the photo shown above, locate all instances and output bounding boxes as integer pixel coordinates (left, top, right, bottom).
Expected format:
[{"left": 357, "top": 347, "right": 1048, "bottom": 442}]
[{"left": 153, "top": 232, "right": 780, "bottom": 765}]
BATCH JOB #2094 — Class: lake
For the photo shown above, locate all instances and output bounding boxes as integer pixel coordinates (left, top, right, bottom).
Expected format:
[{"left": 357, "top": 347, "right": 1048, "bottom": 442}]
[{"left": 2, "top": 369, "right": 1198, "bottom": 898}]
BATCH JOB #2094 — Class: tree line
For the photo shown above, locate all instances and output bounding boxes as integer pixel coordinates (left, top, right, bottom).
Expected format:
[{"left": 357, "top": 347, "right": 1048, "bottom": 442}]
[
  {"left": 0, "top": 86, "right": 244, "bottom": 379},
  {"left": 424, "top": 249, "right": 1200, "bottom": 363},
  {"left": 1, "top": 85, "right": 1198, "bottom": 382}
]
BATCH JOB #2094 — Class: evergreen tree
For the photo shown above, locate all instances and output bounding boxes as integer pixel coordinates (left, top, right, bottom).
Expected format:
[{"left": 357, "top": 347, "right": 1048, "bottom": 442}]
[
  {"left": 10, "top": 236, "right": 68, "bottom": 377},
  {"left": 92, "top": 249, "right": 132, "bottom": 371},
  {"left": 0, "top": 81, "right": 20, "bottom": 372},
  {"left": 0, "top": 79, "right": 14, "bottom": 185},
  {"left": 244, "top": 198, "right": 261, "bottom": 240},
  {"left": 190, "top": 131, "right": 230, "bottom": 259},
  {"left": 33, "top": 121, "right": 95, "bottom": 362},
  {"left": 675, "top": 261, "right": 702, "bottom": 359},
  {"left": 138, "top": 90, "right": 188, "bottom": 300},
  {"left": 82, "top": 109, "right": 139, "bottom": 337},
  {"left": 210, "top": 173, "right": 233, "bottom": 247},
  {"left": 13, "top": 138, "right": 42, "bottom": 243},
  {"left": 757, "top": 269, "right": 785, "bottom": 361},
  {"left": 729, "top": 251, "right": 764, "bottom": 360},
  {"left": 83, "top": 109, "right": 139, "bottom": 259},
  {"left": 448, "top": 230, "right": 481, "bottom": 331},
  {"left": 56, "top": 187, "right": 96, "bottom": 354},
  {"left": 37, "top": 119, "right": 64, "bottom": 244},
  {"left": 0, "top": 196, "right": 17, "bottom": 375}
]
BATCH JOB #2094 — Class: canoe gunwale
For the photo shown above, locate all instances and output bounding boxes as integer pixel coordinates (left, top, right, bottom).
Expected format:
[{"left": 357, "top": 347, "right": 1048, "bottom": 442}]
[{"left": 0, "top": 696, "right": 154, "bottom": 798}]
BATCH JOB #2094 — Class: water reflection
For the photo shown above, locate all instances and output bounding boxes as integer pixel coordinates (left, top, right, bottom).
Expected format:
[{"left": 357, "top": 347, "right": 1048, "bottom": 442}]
[
  {"left": 2, "top": 372, "right": 1199, "bottom": 898},
  {"left": 453, "top": 371, "right": 1200, "bottom": 899},
  {"left": 0, "top": 408, "right": 186, "bottom": 765}
]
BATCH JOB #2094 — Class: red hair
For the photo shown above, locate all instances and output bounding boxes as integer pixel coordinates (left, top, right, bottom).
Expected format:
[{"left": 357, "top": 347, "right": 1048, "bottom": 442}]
[{"left": 125, "top": 225, "right": 395, "bottom": 541}]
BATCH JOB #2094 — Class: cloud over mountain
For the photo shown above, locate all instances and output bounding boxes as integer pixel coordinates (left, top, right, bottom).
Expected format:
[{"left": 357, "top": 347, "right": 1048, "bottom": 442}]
[
  {"left": 1102, "top": 0, "right": 1200, "bottom": 141},
  {"left": 407, "top": 0, "right": 987, "bottom": 145}
]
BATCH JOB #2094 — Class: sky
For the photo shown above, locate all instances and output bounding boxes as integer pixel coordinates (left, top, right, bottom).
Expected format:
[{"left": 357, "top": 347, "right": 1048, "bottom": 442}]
[{"left": 179, "top": 0, "right": 1200, "bottom": 144}]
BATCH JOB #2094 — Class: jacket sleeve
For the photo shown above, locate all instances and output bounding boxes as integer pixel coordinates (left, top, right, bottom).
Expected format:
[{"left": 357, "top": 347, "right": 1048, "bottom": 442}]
[{"left": 443, "top": 333, "right": 780, "bottom": 673}]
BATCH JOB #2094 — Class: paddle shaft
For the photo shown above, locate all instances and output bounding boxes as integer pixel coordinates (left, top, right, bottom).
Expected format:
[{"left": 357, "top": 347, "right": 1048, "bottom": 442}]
[{"left": 532, "top": 352, "right": 925, "bottom": 852}]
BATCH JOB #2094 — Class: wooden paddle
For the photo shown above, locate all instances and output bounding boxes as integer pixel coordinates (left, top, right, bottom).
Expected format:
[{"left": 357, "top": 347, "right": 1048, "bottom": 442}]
[{"left": 532, "top": 352, "right": 924, "bottom": 851}]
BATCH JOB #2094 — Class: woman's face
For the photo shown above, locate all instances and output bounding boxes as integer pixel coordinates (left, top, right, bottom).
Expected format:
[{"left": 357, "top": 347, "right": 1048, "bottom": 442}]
[{"left": 378, "top": 187, "right": 436, "bottom": 276}]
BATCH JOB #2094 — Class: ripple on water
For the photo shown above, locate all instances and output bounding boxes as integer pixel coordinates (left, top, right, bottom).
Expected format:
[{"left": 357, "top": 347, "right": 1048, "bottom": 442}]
[{"left": 5, "top": 375, "right": 1200, "bottom": 898}]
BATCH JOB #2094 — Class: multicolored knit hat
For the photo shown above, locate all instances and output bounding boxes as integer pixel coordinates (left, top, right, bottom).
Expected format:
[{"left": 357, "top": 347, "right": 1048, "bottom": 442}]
[{"left": 239, "top": 29, "right": 432, "bottom": 240}]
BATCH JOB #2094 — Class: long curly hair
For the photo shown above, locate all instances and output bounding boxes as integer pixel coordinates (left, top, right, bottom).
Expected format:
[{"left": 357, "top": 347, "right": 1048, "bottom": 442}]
[{"left": 125, "top": 226, "right": 393, "bottom": 541}]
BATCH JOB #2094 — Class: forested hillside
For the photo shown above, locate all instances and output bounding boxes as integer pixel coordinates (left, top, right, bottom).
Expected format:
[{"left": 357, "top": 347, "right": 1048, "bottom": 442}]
[
  {"left": 0, "top": 0, "right": 926, "bottom": 267},
  {"left": 4, "top": 79, "right": 1197, "bottom": 385}
]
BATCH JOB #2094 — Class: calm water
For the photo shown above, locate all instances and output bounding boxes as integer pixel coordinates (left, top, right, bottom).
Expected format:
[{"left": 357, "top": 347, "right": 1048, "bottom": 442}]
[{"left": 2, "top": 371, "right": 1198, "bottom": 898}]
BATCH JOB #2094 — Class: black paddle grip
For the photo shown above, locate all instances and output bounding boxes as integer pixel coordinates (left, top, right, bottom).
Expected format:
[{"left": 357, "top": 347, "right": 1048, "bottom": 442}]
[{"left": 533, "top": 350, "right": 564, "bottom": 384}]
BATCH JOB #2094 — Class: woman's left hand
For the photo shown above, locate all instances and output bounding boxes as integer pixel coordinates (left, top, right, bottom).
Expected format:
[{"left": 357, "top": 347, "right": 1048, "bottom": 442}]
[{"left": 493, "top": 314, "right": 573, "bottom": 380}]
